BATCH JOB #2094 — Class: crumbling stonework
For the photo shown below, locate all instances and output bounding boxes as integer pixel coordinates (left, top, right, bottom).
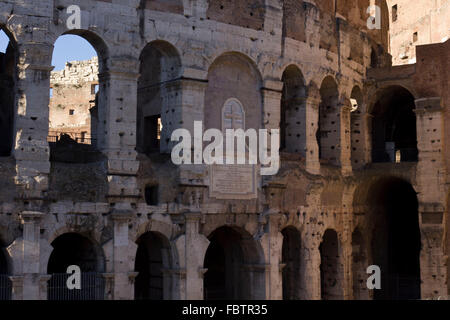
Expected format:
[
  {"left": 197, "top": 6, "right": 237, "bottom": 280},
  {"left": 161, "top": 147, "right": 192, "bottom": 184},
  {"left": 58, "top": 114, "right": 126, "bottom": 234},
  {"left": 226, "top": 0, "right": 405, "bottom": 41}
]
[
  {"left": 0, "top": 0, "right": 448, "bottom": 301},
  {"left": 49, "top": 57, "right": 98, "bottom": 141},
  {"left": 386, "top": 0, "right": 450, "bottom": 65}
]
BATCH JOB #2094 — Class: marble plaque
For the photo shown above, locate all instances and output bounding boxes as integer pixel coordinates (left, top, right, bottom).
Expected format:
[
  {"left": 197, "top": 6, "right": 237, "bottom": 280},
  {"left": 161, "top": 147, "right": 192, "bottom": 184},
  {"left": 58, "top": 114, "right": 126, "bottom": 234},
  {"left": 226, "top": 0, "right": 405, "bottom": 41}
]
[{"left": 209, "top": 164, "right": 257, "bottom": 199}]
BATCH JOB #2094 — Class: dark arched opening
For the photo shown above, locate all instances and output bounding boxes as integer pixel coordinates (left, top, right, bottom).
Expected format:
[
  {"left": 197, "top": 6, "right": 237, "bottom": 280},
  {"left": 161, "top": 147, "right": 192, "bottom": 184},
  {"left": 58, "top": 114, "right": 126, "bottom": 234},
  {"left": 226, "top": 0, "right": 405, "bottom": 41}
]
[
  {"left": 47, "top": 233, "right": 105, "bottom": 300},
  {"left": 134, "top": 231, "right": 172, "bottom": 300},
  {"left": 281, "top": 226, "right": 302, "bottom": 300},
  {"left": 371, "top": 86, "right": 418, "bottom": 163},
  {"left": 137, "top": 41, "right": 181, "bottom": 155},
  {"left": 368, "top": 177, "right": 421, "bottom": 300},
  {"left": 0, "top": 27, "right": 17, "bottom": 157},
  {"left": 204, "top": 226, "right": 265, "bottom": 300},
  {"left": 350, "top": 86, "right": 364, "bottom": 167}
]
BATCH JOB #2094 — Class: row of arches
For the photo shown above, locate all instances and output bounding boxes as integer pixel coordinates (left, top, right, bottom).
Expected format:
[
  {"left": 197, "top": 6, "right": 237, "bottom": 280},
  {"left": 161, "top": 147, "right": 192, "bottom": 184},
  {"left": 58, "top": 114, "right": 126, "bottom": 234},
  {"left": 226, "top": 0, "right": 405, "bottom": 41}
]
[
  {"left": 0, "top": 25, "right": 417, "bottom": 167},
  {"left": 0, "top": 176, "right": 422, "bottom": 300}
]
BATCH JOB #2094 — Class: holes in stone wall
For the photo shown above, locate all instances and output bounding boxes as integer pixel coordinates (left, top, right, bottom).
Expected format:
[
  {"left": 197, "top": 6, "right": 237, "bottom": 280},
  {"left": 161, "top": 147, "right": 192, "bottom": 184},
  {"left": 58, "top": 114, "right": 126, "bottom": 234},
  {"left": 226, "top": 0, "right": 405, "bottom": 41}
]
[
  {"left": 280, "top": 65, "right": 306, "bottom": 155},
  {"left": 318, "top": 76, "right": 340, "bottom": 165}
]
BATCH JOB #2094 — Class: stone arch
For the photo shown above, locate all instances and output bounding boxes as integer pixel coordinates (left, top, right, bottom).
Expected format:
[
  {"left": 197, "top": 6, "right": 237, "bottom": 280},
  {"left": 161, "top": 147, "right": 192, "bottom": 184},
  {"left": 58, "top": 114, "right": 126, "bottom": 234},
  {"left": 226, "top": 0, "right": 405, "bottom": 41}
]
[
  {"left": 318, "top": 76, "right": 340, "bottom": 165},
  {"left": 281, "top": 226, "right": 303, "bottom": 300},
  {"left": 354, "top": 176, "right": 421, "bottom": 300},
  {"left": 0, "top": 25, "right": 18, "bottom": 157},
  {"left": 206, "top": 0, "right": 265, "bottom": 31},
  {"left": 205, "top": 52, "right": 262, "bottom": 133},
  {"left": 369, "top": 85, "right": 418, "bottom": 163},
  {"left": 137, "top": 40, "right": 182, "bottom": 155},
  {"left": 350, "top": 86, "right": 365, "bottom": 168},
  {"left": 319, "top": 229, "right": 344, "bottom": 300},
  {"left": 47, "top": 232, "right": 106, "bottom": 300},
  {"left": 134, "top": 231, "right": 175, "bottom": 300},
  {"left": 280, "top": 65, "right": 307, "bottom": 154},
  {"left": 203, "top": 225, "right": 265, "bottom": 300},
  {"left": 49, "top": 30, "right": 110, "bottom": 160}
]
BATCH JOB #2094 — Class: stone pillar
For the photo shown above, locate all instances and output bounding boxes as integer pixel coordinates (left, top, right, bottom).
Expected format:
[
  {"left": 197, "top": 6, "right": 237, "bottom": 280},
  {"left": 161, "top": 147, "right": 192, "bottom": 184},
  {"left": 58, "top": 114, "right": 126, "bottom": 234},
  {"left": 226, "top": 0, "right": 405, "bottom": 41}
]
[
  {"left": 261, "top": 82, "right": 283, "bottom": 149},
  {"left": 264, "top": 0, "right": 283, "bottom": 36},
  {"left": 14, "top": 43, "right": 53, "bottom": 199},
  {"left": 19, "top": 211, "right": 44, "bottom": 300},
  {"left": 414, "top": 97, "right": 447, "bottom": 299},
  {"left": 184, "top": 212, "right": 209, "bottom": 300},
  {"left": 99, "top": 61, "right": 140, "bottom": 200},
  {"left": 9, "top": 276, "right": 24, "bottom": 300},
  {"left": 340, "top": 101, "right": 352, "bottom": 176},
  {"left": 258, "top": 209, "right": 283, "bottom": 300},
  {"left": 305, "top": 97, "right": 320, "bottom": 174},
  {"left": 302, "top": 242, "right": 321, "bottom": 300},
  {"left": 110, "top": 207, "right": 135, "bottom": 300}
]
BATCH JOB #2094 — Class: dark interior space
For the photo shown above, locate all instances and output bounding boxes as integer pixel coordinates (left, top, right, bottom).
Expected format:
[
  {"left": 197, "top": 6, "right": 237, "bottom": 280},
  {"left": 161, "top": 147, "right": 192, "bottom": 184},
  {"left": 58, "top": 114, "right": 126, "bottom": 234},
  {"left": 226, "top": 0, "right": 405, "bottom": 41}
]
[
  {"left": 134, "top": 232, "right": 166, "bottom": 300},
  {"left": 0, "top": 28, "right": 16, "bottom": 157},
  {"left": 47, "top": 233, "right": 104, "bottom": 300},
  {"left": 371, "top": 86, "right": 418, "bottom": 163},
  {"left": 0, "top": 240, "right": 12, "bottom": 300},
  {"left": 204, "top": 226, "right": 264, "bottom": 300},
  {"left": 369, "top": 177, "right": 422, "bottom": 300},
  {"left": 281, "top": 227, "right": 302, "bottom": 300}
]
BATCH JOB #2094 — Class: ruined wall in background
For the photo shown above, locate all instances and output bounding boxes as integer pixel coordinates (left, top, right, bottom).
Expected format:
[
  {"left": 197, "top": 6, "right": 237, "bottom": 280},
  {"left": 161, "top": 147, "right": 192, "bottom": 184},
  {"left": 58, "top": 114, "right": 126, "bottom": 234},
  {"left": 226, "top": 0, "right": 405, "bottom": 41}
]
[
  {"left": 387, "top": 0, "right": 450, "bottom": 65},
  {"left": 49, "top": 57, "right": 98, "bottom": 139}
]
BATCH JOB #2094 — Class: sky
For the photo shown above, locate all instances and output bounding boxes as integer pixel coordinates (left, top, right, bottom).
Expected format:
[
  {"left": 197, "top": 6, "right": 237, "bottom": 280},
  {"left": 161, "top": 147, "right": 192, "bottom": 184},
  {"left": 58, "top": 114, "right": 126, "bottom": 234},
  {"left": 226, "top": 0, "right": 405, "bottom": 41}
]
[{"left": 0, "top": 31, "right": 97, "bottom": 71}]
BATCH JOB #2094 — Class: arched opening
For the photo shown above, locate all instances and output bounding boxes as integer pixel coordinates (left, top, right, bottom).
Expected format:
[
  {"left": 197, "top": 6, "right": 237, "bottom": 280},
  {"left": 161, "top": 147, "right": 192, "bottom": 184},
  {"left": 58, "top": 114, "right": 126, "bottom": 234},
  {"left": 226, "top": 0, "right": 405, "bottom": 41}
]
[
  {"left": 281, "top": 226, "right": 302, "bottom": 300},
  {"left": 366, "top": 177, "right": 421, "bottom": 300},
  {"left": 370, "top": 86, "right": 418, "bottom": 163},
  {"left": 320, "top": 229, "right": 344, "bottom": 300},
  {"left": 318, "top": 76, "right": 340, "bottom": 165},
  {"left": 0, "top": 27, "right": 17, "bottom": 157},
  {"left": 134, "top": 231, "right": 172, "bottom": 300},
  {"left": 0, "top": 237, "right": 12, "bottom": 300},
  {"left": 49, "top": 31, "right": 108, "bottom": 163},
  {"left": 350, "top": 86, "right": 364, "bottom": 168},
  {"left": 47, "top": 233, "right": 105, "bottom": 300},
  {"left": 351, "top": 228, "right": 370, "bottom": 300},
  {"left": 280, "top": 65, "right": 307, "bottom": 154},
  {"left": 203, "top": 226, "right": 265, "bottom": 300},
  {"left": 137, "top": 41, "right": 181, "bottom": 155}
]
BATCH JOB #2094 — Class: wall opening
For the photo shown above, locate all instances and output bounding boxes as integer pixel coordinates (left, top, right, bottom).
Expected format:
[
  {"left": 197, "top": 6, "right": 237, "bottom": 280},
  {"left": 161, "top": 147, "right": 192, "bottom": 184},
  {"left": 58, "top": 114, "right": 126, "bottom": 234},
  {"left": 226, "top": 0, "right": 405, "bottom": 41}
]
[
  {"left": 135, "top": 231, "right": 172, "bottom": 300},
  {"left": 47, "top": 233, "right": 105, "bottom": 300},
  {"left": 280, "top": 65, "right": 307, "bottom": 155},
  {"left": 366, "top": 178, "right": 421, "bottom": 300},
  {"left": 0, "top": 27, "right": 17, "bottom": 157},
  {"left": 137, "top": 41, "right": 181, "bottom": 155},
  {"left": 204, "top": 226, "right": 265, "bottom": 300},
  {"left": 318, "top": 76, "right": 340, "bottom": 165},
  {"left": 281, "top": 226, "right": 302, "bottom": 300},
  {"left": 371, "top": 86, "right": 418, "bottom": 163},
  {"left": 320, "top": 229, "right": 344, "bottom": 300},
  {"left": 49, "top": 32, "right": 108, "bottom": 163}
]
